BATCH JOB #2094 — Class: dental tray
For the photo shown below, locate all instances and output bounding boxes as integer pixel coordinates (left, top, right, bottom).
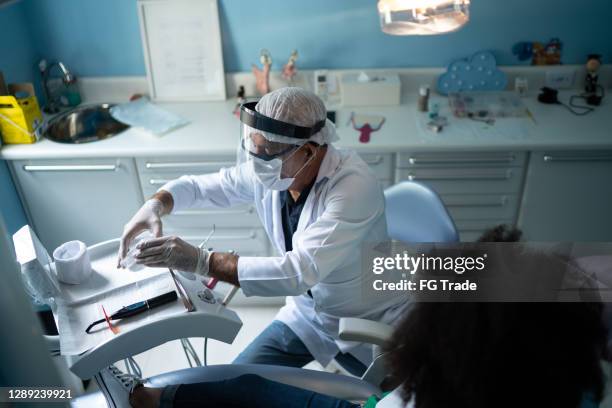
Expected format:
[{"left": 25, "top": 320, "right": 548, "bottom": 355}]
[
  {"left": 52, "top": 239, "right": 242, "bottom": 379},
  {"left": 449, "top": 91, "right": 528, "bottom": 118}
]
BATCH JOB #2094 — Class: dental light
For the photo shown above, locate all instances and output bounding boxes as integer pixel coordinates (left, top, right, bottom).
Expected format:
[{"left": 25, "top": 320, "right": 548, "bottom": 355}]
[{"left": 377, "top": 0, "right": 470, "bottom": 35}]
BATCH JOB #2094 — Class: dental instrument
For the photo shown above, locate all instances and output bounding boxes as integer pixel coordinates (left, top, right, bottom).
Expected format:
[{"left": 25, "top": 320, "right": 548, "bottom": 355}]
[{"left": 85, "top": 291, "right": 178, "bottom": 334}]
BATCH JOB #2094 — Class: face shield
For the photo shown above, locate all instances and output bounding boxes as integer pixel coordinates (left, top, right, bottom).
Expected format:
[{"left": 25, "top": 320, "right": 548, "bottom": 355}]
[{"left": 237, "top": 101, "right": 326, "bottom": 191}]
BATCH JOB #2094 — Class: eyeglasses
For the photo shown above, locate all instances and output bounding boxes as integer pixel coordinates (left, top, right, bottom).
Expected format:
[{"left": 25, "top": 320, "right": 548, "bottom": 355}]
[{"left": 241, "top": 137, "right": 299, "bottom": 162}]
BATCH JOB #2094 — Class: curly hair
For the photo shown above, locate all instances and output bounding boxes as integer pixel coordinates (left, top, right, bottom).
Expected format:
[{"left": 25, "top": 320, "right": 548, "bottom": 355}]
[
  {"left": 384, "top": 225, "right": 608, "bottom": 408},
  {"left": 476, "top": 224, "right": 522, "bottom": 242}
]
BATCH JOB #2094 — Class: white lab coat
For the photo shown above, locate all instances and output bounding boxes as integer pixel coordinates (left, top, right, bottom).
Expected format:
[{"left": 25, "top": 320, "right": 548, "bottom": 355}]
[{"left": 162, "top": 144, "right": 410, "bottom": 366}]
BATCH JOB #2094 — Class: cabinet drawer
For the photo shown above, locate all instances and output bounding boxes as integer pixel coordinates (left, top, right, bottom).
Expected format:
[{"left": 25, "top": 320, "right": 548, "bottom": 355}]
[
  {"left": 137, "top": 156, "right": 234, "bottom": 198},
  {"left": 142, "top": 175, "right": 261, "bottom": 226},
  {"left": 11, "top": 158, "right": 142, "bottom": 250},
  {"left": 395, "top": 167, "right": 523, "bottom": 194},
  {"left": 441, "top": 194, "right": 519, "bottom": 221},
  {"left": 359, "top": 153, "right": 393, "bottom": 180},
  {"left": 518, "top": 151, "right": 612, "bottom": 241},
  {"left": 136, "top": 156, "right": 263, "bottom": 227},
  {"left": 171, "top": 228, "right": 270, "bottom": 257},
  {"left": 164, "top": 205, "right": 261, "bottom": 228},
  {"left": 137, "top": 156, "right": 235, "bottom": 174},
  {"left": 379, "top": 180, "right": 393, "bottom": 190},
  {"left": 397, "top": 152, "right": 526, "bottom": 168}
]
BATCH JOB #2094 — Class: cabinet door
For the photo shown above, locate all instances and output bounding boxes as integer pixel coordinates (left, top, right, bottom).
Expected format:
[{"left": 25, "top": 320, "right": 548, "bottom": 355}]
[
  {"left": 518, "top": 151, "right": 612, "bottom": 241},
  {"left": 11, "top": 158, "right": 143, "bottom": 251},
  {"left": 395, "top": 151, "right": 527, "bottom": 241}
]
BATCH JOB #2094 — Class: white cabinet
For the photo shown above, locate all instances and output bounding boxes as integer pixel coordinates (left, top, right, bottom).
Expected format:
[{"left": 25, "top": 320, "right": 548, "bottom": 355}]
[
  {"left": 395, "top": 151, "right": 527, "bottom": 241},
  {"left": 11, "top": 158, "right": 143, "bottom": 251},
  {"left": 518, "top": 151, "right": 612, "bottom": 241},
  {"left": 359, "top": 153, "right": 394, "bottom": 187}
]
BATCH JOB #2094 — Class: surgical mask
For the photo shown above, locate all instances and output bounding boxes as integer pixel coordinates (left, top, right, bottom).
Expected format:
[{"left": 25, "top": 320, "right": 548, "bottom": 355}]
[{"left": 251, "top": 147, "right": 316, "bottom": 191}]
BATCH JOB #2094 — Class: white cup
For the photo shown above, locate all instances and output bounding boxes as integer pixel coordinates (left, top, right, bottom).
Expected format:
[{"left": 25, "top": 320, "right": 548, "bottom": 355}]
[{"left": 53, "top": 240, "right": 92, "bottom": 284}]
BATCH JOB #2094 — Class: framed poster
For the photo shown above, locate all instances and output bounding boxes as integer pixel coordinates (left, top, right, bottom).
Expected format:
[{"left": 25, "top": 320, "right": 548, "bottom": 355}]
[{"left": 137, "top": 0, "right": 226, "bottom": 101}]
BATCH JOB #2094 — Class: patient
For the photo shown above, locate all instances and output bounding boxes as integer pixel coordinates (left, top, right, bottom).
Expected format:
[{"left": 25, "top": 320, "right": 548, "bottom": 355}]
[{"left": 109, "top": 226, "right": 609, "bottom": 408}]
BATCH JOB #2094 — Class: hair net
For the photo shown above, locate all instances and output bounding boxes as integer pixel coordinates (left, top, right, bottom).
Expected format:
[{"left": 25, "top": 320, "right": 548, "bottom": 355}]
[{"left": 254, "top": 87, "right": 339, "bottom": 145}]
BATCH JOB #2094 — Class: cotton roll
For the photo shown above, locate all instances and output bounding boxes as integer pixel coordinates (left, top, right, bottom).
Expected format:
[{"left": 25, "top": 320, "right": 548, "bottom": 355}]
[{"left": 53, "top": 240, "right": 92, "bottom": 284}]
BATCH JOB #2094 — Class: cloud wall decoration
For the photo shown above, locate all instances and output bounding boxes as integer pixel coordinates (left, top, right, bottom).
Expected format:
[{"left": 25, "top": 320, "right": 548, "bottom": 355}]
[{"left": 437, "top": 51, "right": 507, "bottom": 95}]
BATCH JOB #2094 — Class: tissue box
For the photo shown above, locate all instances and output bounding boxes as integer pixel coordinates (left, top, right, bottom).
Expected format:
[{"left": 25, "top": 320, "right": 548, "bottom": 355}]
[{"left": 341, "top": 73, "right": 401, "bottom": 106}]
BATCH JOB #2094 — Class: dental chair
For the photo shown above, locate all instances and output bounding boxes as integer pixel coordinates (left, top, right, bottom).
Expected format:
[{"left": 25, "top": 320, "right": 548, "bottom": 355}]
[
  {"left": 384, "top": 181, "right": 459, "bottom": 243},
  {"left": 70, "top": 181, "right": 458, "bottom": 406}
]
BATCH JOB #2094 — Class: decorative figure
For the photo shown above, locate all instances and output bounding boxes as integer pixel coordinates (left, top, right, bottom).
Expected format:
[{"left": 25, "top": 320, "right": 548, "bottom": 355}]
[
  {"left": 282, "top": 50, "right": 299, "bottom": 83},
  {"left": 437, "top": 51, "right": 507, "bottom": 96},
  {"left": 513, "top": 38, "right": 563, "bottom": 66},
  {"left": 349, "top": 112, "right": 386, "bottom": 144},
  {"left": 511, "top": 42, "right": 534, "bottom": 62},
  {"left": 252, "top": 49, "right": 272, "bottom": 95},
  {"left": 585, "top": 54, "right": 601, "bottom": 95},
  {"left": 532, "top": 38, "right": 563, "bottom": 65}
]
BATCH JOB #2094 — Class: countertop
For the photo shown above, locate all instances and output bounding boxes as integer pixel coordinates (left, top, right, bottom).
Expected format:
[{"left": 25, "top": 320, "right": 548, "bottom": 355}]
[{"left": 1, "top": 91, "right": 611, "bottom": 160}]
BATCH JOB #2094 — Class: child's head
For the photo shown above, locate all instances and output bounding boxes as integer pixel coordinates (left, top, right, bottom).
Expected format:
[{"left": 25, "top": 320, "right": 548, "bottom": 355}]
[
  {"left": 477, "top": 224, "right": 522, "bottom": 242},
  {"left": 385, "top": 225, "right": 608, "bottom": 408},
  {"left": 386, "top": 301, "right": 607, "bottom": 408}
]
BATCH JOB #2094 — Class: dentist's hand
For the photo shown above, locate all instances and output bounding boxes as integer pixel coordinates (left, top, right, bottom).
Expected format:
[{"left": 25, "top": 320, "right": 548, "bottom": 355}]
[
  {"left": 135, "top": 236, "right": 211, "bottom": 276},
  {"left": 117, "top": 199, "right": 165, "bottom": 267}
]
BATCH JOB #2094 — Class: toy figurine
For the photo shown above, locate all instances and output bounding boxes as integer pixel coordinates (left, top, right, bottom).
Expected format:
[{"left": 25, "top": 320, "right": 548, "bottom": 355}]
[
  {"left": 282, "top": 50, "right": 299, "bottom": 83},
  {"left": 513, "top": 38, "right": 562, "bottom": 66},
  {"left": 585, "top": 54, "right": 601, "bottom": 95},
  {"left": 532, "top": 38, "right": 562, "bottom": 65},
  {"left": 349, "top": 112, "right": 386, "bottom": 144},
  {"left": 252, "top": 49, "right": 272, "bottom": 95}
]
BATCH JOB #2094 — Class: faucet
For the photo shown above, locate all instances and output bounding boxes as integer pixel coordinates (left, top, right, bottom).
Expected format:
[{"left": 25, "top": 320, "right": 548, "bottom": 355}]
[{"left": 38, "top": 59, "right": 77, "bottom": 113}]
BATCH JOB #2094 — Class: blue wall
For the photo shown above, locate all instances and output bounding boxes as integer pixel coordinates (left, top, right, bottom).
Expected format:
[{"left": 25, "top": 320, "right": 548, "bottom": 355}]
[
  {"left": 22, "top": 0, "right": 145, "bottom": 76},
  {"left": 0, "top": 0, "right": 37, "bottom": 82},
  {"left": 0, "top": 0, "right": 32, "bottom": 235},
  {"left": 21, "top": 0, "right": 612, "bottom": 76}
]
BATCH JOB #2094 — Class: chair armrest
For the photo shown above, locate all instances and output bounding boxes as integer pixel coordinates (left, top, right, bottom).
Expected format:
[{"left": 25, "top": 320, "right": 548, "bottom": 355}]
[
  {"left": 44, "top": 335, "right": 60, "bottom": 355},
  {"left": 145, "top": 364, "right": 381, "bottom": 402},
  {"left": 338, "top": 318, "right": 394, "bottom": 347}
]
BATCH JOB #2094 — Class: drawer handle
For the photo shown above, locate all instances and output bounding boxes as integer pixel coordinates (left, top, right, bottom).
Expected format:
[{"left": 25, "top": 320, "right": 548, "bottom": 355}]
[
  {"left": 362, "top": 155, "right": 384, "bottom": 165},
  {"left": 145, "top": 161, "right": 234, "bottom": 170},
  {"left": 407, "top": 170, "right": 511, "bottom": 181},
  {"left": 184, "top": 231, "right": 257, "bottom": 240},
  {"left": 543, "top": 155, "right": 612, "bottom": 163},
  {"left": 444, "top": 196, "right": 508, "bottom": 207},
  {"left": 175, "top": 208, "right": 255, "bottom": 216},
  {"left": 149, "top": 179, "right": 173, "bottom": 185},
  {"left": 407, "top": 155, "right": 515, "bottom": 165},
  {"left": 23, "top": 164, "right": 117, "bottom": 172}
]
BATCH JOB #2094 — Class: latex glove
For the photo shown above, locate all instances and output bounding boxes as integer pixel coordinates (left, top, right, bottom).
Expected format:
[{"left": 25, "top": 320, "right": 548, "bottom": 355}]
[
  {"left": 118, "top": 199, "right": 164, "bottom": 267},
  {"left": 135, "top": 236, "right": 211, "bottom": 276}
]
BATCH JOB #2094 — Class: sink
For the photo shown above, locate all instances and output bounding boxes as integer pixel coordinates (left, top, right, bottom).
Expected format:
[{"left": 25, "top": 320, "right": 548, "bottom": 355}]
[{"left": 44, "top": 103, "right": 128, "bottom": 144}]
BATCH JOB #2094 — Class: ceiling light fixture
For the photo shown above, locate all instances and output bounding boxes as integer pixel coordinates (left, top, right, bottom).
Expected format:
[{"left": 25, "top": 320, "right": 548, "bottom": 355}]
[{"left": 378, "top": 0, "right": 470, "bottom": 35}]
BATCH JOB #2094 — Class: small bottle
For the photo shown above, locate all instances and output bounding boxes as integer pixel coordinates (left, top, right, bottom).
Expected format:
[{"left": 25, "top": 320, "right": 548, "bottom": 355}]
[
  {"left": 514, "top": 77, "right": 528, "bottom": 97},
  {"left": 61, "top": 80, "right": 81, "bottom": 107},
  {"left": 418, "top": 85, "right": 430, "bottom": 112}
]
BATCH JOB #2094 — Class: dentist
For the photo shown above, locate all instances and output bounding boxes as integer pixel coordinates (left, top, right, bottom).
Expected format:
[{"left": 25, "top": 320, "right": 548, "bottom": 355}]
[{"left": 118, "top": 87, "right": 409, "bottom": 373}]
